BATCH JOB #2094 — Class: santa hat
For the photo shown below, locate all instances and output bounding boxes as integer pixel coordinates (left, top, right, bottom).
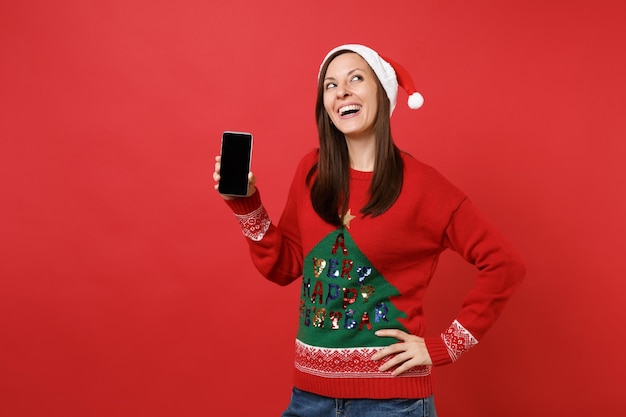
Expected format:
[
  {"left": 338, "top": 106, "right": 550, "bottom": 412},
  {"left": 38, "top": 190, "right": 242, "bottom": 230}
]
[{"left": 319, "top": 44, "right": 424, "bottom": 115}]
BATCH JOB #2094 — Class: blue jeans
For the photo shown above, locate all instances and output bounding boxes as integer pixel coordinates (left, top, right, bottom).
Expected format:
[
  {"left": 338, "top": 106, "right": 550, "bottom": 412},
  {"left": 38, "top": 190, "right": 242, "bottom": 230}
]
[{"left": 281, "top": 387, "right": 438, "bottom": 417}]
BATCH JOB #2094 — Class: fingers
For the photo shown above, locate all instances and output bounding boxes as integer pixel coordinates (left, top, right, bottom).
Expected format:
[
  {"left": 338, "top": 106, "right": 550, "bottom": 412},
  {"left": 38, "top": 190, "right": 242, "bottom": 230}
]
[
  {"left": 377, "top": 352, "right": 413, "bottom": 375},
  {"left": 213, "top": 155, "right": 230, "bottom": 198},
  {"left": 213, "top": 155, "right": 221, "bottom": 182},
  {"left": 375, "top": 329, "right": 408, "bottom": 341},
  {"left": 371, "top": 330, "right": 432, "bottom": 376},
  {"left": 370, "top": 329, "right": 409, "bottom": 361},
  {"left": 370, "top": 340, "right": 403, "bottom": 361},
  {"left": 374, "top": 344, "right": 421, "bottom": 375}
]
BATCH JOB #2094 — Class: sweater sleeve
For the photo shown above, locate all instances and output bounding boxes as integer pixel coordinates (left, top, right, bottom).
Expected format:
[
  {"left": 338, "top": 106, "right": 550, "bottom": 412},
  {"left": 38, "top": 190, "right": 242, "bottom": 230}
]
[
  {"left": 425, "top": 198, "right": 526, "bottom": 365},
  {"left": 223, "top": 156, "right": 311, "bottom": 287}
]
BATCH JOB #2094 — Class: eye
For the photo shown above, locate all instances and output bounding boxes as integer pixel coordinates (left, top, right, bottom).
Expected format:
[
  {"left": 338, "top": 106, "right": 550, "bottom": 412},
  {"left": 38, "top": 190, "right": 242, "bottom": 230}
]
[
  {"left": 325, "top": 82, "right": 337, "bottom": 90},
  {"left": 350, "top": 75, "right": 363, "bottom": 82}
]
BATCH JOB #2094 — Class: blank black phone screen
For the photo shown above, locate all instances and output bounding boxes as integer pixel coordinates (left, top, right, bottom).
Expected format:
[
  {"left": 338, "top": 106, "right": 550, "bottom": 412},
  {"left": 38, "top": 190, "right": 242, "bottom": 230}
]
[{"left": 218, "top": 131, "right": 253, "bottom": 196}]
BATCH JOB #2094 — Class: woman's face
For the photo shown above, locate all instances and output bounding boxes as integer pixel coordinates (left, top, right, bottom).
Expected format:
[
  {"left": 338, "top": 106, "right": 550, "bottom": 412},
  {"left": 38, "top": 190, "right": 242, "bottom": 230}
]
[{"left": 322, "top": 52, "right": 379, "bottom": 140}]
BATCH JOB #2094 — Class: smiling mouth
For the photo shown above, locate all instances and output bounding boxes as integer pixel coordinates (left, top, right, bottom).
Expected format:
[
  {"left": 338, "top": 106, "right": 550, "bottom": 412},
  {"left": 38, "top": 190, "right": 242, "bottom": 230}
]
[{"left": 339, "top": 105, "right": 361, "bottom": 116}]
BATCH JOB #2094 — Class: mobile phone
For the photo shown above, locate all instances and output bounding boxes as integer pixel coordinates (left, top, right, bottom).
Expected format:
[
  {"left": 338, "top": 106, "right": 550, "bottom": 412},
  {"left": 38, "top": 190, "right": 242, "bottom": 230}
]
[{"left": 218, "top": 131, "right": 253, "bottom": 196}]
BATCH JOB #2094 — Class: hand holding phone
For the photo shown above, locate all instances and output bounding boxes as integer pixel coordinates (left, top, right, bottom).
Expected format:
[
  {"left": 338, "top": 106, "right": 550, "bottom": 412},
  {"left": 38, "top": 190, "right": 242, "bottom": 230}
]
[{"left": 217, "top": 131, "right": 253, "bottom": 197}]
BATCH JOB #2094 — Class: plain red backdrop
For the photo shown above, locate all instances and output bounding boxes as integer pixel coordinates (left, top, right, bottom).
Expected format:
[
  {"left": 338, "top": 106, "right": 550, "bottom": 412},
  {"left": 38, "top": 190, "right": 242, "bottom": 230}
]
[{"left": 1, "top": 1, "right": 625, "bottom": 416}]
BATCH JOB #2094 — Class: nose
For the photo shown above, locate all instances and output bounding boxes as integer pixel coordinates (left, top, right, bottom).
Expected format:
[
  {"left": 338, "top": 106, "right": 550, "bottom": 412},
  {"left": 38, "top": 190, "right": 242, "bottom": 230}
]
[{"left": 335, "top": 82, "right": 351, "bottom": 98}]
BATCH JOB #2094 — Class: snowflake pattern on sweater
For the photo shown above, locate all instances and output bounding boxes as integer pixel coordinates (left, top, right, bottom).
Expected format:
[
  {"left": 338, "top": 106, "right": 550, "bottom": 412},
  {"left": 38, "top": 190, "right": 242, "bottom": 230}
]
[
  {"left": 442, "top": 320, "right": 479, "bottom": 362},
  {"left": 234, "top": 205, "right": 270, "bottom": 241}
]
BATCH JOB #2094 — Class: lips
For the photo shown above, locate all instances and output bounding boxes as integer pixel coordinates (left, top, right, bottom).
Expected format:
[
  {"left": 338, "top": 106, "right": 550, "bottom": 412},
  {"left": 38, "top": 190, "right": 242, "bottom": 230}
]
[{"left": 339, "top": 104, "right": 361, "bottom": 117}]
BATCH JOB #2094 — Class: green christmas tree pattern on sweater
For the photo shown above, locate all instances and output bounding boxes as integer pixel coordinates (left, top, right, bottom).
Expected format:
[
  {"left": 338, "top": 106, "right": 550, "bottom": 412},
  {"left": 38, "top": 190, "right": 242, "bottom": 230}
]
[
  {"left": 298, "top": 227, "right": 409, "bottom": 348},
  {"left": 294, "top": 228, "right": 432, "bottom": 378}
]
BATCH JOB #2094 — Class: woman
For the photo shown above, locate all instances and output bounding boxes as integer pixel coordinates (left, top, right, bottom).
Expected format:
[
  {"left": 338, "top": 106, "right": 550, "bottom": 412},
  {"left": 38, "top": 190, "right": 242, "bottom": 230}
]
[{"left": 213, "top": 44, "right": 526, "bottom": 417}]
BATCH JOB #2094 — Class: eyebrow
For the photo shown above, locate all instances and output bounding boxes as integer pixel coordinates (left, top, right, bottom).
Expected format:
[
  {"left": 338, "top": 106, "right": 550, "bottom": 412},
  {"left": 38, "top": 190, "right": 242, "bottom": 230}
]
[{"left": 324, "top": 68, "right": 366, "bottom": 82}]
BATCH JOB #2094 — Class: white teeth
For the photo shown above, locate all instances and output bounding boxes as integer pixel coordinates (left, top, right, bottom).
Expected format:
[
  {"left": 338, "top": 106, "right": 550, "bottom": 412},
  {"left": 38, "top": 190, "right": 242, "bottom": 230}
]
[{"left": 339, "top": 105, "right": 361, "bottom": 116}]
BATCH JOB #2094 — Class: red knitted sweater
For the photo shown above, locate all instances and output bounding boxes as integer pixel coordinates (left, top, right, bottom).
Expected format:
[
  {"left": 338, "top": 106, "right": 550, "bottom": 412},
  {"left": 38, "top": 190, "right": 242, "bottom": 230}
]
[{"left": 225, "top": 149, "right": 525, "bottom": 399}]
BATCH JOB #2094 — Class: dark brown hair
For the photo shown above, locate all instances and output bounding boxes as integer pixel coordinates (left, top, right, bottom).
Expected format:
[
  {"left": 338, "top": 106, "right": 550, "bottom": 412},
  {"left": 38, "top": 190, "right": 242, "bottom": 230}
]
[{"left": 306, "top": 50, "right": 404, "bottom": 227}]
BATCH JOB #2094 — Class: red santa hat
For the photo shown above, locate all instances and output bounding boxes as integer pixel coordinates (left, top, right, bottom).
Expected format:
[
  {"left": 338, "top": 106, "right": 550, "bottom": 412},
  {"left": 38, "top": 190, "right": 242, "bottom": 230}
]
[{"left": 319, "top": 44, "right": 424, "bottom": 115}]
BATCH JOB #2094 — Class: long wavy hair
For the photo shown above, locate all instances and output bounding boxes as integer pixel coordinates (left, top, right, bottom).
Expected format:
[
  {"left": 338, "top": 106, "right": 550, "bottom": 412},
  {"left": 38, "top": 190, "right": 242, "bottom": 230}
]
[{"left": 306, "top": 50, "right": 404, "bottom": 227}]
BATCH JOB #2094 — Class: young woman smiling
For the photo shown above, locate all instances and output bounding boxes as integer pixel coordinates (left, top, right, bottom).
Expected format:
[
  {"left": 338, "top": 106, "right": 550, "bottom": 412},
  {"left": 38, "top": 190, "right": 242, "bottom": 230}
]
[{"left": 213, "top": 44, "right": 526, "bottom": 417}]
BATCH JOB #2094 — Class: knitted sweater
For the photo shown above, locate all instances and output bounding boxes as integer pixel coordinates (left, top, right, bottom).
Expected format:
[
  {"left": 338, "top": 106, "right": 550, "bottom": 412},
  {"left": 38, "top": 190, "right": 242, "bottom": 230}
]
[{"left": 225, "top": 149, "right": 525, "bottom": 399}]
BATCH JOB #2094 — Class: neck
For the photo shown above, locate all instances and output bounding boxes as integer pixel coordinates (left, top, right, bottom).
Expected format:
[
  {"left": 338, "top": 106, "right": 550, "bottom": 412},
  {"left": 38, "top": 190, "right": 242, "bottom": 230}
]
[{"left": 345, "top": 135, "right": 376, "bottom": 171}]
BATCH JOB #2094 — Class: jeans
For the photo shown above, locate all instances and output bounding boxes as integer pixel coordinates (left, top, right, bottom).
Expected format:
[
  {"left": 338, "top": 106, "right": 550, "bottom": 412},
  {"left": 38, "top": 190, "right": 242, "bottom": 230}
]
[{"left": 281, "top": 387, "right": 438, "bottom": 417}]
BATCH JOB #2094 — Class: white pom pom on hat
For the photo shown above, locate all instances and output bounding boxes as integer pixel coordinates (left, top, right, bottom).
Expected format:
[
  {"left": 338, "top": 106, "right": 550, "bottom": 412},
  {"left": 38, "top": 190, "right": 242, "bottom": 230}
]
[
  {"left": 382, "top": 55, "right": 425, "bottom": 110},
  {"left": 319, "top": 44, "right": 424, "bottom": 115}
]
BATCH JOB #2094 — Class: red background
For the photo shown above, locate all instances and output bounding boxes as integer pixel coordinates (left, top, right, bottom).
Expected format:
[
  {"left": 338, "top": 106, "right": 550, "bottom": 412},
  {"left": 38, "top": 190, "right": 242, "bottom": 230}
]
[{"left": 1, "top": 1, "right": 625, "bottom": 416}]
